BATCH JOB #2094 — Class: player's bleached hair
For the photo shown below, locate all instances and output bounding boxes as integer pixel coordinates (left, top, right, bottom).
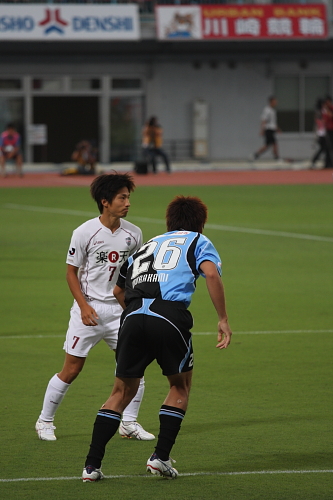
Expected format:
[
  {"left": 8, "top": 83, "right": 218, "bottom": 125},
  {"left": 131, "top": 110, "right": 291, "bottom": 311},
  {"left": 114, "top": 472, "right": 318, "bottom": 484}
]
[
  {"left": 166, "top": 195, "right": 208, "bottom": 233},
  {"left": 90, "top": 172, "right": 135, "bottom": 213}
]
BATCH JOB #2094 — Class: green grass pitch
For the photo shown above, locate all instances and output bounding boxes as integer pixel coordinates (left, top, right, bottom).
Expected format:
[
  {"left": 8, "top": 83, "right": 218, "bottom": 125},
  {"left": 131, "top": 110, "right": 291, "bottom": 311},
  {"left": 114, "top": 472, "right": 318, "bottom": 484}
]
[{"left": 0, "top": 183, "right": 332, "bottom": 500}]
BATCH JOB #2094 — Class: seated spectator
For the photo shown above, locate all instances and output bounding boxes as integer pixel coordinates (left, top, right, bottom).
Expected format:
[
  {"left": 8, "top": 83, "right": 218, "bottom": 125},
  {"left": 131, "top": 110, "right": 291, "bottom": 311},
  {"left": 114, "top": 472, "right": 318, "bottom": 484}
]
[
  {"left": 0, "top": 122, "right": 23, "bottom": 177},
  {"left": 61, "top": 140, "right": 97, "bottom": 176}
]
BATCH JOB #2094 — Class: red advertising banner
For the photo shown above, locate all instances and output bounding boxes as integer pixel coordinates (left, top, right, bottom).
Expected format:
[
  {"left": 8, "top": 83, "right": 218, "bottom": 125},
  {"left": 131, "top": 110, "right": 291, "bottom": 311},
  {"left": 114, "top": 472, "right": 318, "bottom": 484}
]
[
  {"left": 156, "top": 4, "right": 328, "bottom": 40},
  {"left": 202, "top": 4, "right": 327, "bottom": 39}
]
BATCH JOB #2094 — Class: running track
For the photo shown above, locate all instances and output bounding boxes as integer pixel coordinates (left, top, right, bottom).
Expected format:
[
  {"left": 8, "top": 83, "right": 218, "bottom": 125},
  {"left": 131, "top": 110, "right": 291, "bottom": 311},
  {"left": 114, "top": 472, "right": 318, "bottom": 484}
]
[{"left": 0, "top": 168, "right": 332, "bottom": 188}]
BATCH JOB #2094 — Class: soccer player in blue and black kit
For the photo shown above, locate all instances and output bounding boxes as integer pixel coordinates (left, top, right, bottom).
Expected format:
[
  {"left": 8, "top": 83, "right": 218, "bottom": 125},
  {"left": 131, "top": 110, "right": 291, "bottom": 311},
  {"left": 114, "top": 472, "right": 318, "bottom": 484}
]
[{"left": 82, "top": 195, "right": 232, "bottom": 481}]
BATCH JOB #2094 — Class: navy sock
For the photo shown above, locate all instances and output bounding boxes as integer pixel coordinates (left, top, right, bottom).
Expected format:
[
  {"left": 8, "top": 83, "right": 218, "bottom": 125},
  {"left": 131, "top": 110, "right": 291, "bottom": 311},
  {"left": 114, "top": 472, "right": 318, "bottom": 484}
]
[
  {"left": 155, "top": 405, "right": 185, "bottom": 461},
  {"left": 85, "top": 409, "right": 121, "bottom": 469}
]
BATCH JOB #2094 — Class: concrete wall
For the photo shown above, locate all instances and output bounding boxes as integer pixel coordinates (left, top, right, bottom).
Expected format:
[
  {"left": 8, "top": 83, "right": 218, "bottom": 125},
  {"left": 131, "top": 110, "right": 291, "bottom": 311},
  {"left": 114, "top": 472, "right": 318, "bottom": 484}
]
[
  {"left": 1, "top": 58, "right": 332, "bottom": 161},
  {"left": 146, "top": 60, "right": 332, "bottom": 160}
]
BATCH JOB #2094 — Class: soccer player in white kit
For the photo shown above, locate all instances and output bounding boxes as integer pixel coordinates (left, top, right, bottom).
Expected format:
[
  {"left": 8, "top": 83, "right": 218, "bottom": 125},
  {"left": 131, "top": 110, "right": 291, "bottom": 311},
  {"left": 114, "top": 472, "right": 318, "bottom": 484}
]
[{"left": 35, "top": 172, "right": 154, "bottom": 441}]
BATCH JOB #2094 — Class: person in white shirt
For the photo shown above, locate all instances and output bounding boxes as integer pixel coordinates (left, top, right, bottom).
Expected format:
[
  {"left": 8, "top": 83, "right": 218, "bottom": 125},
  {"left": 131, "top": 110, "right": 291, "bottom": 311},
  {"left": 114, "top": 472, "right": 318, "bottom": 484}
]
[
  {"left": 254, "top": 96, "right": 280, "bottom": 160},
  {"left": 35, "top": 172, "right": 155, "bottom": 442}
]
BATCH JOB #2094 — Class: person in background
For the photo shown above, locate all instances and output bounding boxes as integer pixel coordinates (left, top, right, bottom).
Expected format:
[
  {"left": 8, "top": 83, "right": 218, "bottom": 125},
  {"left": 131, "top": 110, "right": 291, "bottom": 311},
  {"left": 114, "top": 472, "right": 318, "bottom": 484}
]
[
  {"left": 310, "top": 98, "right": 326, "bottom": 169},
  {"left": 253, "top": 96, "right": 281, "bottom": 161},
  {"left": 61, "top": 140, "right": 98, "bottom": 176},
  {"left": 0, "top": 122, "right": 23, "bottom": 177},
  {"left": 321, "top": 95, "right": 333, "bottom": 169},
  {"left": 142, "top": 116, "right": 171, "bottom": 173},
  {"left": 81, "top": 195, "right": 232, "bottom": 482}
]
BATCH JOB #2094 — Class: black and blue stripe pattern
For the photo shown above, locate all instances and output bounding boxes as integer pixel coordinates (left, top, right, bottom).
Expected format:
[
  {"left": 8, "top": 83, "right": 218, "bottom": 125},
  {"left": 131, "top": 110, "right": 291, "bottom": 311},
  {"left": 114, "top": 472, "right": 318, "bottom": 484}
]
[
  {"left": 97, "top": 408, "right": 121, "bottom": 422},
  {"left": 159, "top": 405, "right": 185, "bottom": 420}
]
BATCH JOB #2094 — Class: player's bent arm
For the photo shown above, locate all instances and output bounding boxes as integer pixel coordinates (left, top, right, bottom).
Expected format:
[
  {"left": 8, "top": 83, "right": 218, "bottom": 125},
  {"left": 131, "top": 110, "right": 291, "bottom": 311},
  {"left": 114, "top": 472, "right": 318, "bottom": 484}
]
[
  {"left": 113, "top": 284, "right": 126, "bottom": 310},
  {"left": 199, "top": 260, "right": 232, "bottom": 349},
  {"left": 66, "top": 264, "right": 98, "bottom": 326}
]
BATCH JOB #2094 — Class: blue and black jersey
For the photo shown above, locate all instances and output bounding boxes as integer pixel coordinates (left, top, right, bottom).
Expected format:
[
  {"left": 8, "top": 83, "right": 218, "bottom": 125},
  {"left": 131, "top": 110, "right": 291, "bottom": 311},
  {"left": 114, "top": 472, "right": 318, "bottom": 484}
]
[{"left": 116, "top": 230, "right": 222, "bottom": 308}]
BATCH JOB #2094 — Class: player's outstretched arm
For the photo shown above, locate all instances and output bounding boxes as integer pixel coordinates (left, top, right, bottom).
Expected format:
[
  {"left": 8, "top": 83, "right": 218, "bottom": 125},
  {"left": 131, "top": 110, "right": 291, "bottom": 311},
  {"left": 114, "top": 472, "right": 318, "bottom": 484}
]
[{"left": 199, "top": 260, "right": 232, "bottom": 350}]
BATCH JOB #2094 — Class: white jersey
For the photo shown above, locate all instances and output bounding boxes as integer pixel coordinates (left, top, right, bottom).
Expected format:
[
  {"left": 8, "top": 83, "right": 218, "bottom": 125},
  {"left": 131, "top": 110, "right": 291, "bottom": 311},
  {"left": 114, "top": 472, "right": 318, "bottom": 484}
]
[
  {"left": 66, "top": 216, "right": 142, "bottom": 304},
  {"left": 261, "top": 105, "right": 277, "bottom": 130}
]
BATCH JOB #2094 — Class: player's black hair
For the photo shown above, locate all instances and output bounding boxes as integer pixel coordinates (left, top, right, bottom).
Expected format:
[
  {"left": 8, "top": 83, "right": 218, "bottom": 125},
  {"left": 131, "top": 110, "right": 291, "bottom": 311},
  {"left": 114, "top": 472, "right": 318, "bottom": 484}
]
[
  {"left": 90, "top": 172, "right": 135, "bottom": 213},
  {"left": 148, "top": 116, "right": 158, "bottom": 127},
  {"left": 166, "top": 195, "right": 208, "bottom": 233}
]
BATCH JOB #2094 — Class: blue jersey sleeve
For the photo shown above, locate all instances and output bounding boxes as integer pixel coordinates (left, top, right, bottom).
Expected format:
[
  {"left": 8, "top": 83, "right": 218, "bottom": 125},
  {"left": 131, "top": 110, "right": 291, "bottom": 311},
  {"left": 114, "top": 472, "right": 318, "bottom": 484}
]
[{"left": 195, "top": 235, "right": 222, "bottom": 277}]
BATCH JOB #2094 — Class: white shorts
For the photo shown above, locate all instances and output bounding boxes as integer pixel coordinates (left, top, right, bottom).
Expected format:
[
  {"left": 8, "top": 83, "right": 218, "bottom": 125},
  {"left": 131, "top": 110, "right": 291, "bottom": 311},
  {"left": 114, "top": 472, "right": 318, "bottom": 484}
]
[{"left": 63, "top": 300, "right": 122, "bottom": 357}]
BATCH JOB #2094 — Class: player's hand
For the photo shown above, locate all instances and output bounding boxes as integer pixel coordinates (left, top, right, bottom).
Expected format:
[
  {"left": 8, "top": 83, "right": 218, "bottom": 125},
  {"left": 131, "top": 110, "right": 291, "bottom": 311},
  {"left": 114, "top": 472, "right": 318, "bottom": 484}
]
[
  {"left": 216, "top": 319, "right": 232, "bottom": 349},
  {"left": 81, "top": 304, "right": 99, "bottom": 326}
]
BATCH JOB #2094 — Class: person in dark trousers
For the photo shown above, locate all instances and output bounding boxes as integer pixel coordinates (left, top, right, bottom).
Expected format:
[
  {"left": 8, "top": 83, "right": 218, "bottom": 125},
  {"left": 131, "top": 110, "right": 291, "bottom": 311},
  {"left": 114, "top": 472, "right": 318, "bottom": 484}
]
[
  {"left": 142, "top": 116, "right": 171, "bottom": 173},
  {"left": 321, "top": 95, "right": 333, "bottom": 168},
  {"left": 254, "top": 96, "right": 280, "bottom": 160},
  {"left": 81, "top": 195, "right": 232, "bottom": 482},
  {"left": 310, "top": 98, "right": 326, "bottom": 169}
]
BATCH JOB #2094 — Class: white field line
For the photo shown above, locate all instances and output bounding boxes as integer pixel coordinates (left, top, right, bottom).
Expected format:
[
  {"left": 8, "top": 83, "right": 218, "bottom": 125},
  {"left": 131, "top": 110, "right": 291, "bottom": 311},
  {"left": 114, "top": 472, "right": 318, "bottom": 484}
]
[
  {"left": 1, "top": 330, "right": 332, "bottom": 340},
  {"left": 193, "top": 329, "right": 333, "bottom": 335},
  {"left": 3, "top": 204, "right": 333, "bottom": 243},
  {"left": 1, "top": 469, "right": 332, "bottom": 483}
]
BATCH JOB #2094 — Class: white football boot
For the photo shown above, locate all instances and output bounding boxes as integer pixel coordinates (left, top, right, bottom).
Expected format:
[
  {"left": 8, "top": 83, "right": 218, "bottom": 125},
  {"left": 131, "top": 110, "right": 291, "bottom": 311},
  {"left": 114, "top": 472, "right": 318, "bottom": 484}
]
[
  {"left": 146, "top": 453, "right": 178, "bottom": 479},
  {"left": 35, "top": 418, "right": 57, "bottom": 441},
  {"left": 119, "top": 421, "right": 155, "bottom": 440},
  {"left": 82, "top": 466, "right": 104, "bottom": 482}
]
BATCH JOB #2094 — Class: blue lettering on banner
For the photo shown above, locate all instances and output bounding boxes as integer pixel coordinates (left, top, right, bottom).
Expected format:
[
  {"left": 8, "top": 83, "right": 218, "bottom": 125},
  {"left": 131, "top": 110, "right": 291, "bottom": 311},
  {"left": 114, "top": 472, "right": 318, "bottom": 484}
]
[
  {"left": 0, "top": 16, "right": 34, "bottom": 31},
  {"left": 72, "top": 16, "right": 133, "bottom": 32}
]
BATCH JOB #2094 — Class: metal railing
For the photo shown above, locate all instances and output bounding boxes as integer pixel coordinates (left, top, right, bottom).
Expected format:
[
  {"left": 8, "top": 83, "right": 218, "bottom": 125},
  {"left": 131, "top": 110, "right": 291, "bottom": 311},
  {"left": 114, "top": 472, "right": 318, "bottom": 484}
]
[
  {"left": 163, "top": 139, "right": 194, "bottom": 161},
  {"left": 111, "top": 139, "right": 193, "bottom": 162}
]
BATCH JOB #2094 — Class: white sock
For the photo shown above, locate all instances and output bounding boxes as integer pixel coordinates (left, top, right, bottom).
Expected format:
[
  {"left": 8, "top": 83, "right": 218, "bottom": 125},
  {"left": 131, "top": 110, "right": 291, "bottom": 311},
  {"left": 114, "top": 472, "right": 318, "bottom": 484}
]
[
  {"left": 122, "top": 377, "right": 145, "bottom": 422},
  {"left": 39, "top": 374, "right": 70, "bottom": 422}
]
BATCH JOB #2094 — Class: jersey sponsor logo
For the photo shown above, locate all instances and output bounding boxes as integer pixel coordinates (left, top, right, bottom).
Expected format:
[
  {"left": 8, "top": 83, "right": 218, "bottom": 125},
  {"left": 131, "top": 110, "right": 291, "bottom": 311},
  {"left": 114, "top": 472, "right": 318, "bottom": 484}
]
[
  {"left": 93, "top": 240, "right": 104, "bottom": 245},
  {"left": 69, "top": 247, "right": 76, "bottom": 256},
  {"left": 132, "top": 272, "right": 169, "bottom": 288},
  {"left": 94, "top": 249, "right": 129, "bottom": 265},
  {"left": 108, "top": 250, "right": 119, "bottom": 263},
  {"left": 96, "top": 250, "right": 109, "bottom": 264}
]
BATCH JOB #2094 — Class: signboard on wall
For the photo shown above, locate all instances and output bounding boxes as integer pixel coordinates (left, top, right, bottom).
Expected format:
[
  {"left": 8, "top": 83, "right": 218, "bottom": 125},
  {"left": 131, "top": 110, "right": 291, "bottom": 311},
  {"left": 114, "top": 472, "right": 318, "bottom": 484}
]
[
  {"left": 28, "top": 124, "right": 47, "bottom": 145},
  {"left": 156, "top": 4, "right": 327, "bottom": 40},
  {"left": 0, "top": 5, "right": 140, "bottom": 40},
  {"left": 193, "top": 100, "right": 208, "bottom": 159}
]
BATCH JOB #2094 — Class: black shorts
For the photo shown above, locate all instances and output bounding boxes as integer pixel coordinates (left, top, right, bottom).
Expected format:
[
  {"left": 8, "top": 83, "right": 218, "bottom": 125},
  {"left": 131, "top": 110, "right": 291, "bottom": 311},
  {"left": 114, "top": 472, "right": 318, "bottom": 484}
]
[
  {"left": 116, "top": 298, "right": 194, "bottom": 378},
  {"left": 2, "top": 152, "right": 20, "bottom": 160},
  {"left": 265, "top": 129, "right": 276, "bottom": 146}
]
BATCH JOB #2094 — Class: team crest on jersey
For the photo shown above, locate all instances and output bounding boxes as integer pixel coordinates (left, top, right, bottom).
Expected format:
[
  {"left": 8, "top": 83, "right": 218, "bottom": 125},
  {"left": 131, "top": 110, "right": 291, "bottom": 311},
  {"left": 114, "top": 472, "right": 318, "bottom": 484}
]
[{"left": 125, "top": 237, "right": 132, "bottom": 247}]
